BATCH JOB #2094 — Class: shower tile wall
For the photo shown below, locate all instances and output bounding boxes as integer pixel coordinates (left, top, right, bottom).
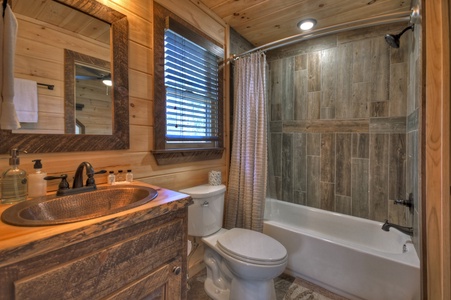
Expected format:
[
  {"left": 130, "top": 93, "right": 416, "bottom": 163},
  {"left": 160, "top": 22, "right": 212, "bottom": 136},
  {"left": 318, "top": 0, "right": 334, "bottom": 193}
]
[{"left": 267, "top": 23, "right": 413, "bottom": 225}]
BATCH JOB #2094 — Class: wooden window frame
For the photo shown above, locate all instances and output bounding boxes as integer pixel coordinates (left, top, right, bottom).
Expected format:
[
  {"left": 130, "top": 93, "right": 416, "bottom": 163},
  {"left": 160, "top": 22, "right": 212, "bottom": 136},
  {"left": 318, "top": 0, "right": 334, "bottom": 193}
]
[{"left": 152, "top": 3, "right": 224, "bottom": 165}]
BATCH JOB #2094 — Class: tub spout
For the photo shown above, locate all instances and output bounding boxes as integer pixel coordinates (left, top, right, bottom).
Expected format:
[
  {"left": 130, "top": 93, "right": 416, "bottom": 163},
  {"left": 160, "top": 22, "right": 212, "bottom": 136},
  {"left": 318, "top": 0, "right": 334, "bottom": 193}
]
[{"left": 382, "top": 220, "right": 413, "bottom": 236}]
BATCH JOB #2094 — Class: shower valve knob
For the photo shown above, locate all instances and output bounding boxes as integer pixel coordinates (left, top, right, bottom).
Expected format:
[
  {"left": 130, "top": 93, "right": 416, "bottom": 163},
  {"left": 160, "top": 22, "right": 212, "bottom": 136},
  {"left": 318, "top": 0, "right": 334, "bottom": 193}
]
[{"left": 394, "top": 193, "right": 413, "bottom": 209}]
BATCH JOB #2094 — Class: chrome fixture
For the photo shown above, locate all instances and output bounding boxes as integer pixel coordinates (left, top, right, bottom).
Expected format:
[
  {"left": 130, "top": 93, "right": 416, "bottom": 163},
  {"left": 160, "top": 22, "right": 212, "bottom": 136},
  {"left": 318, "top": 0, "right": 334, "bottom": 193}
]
[
  {"left": 381, "top": 220, "right": 413, "bottom": 236},
  {"left": 44, "top": 162, "right": 106, "bottom": 196}
]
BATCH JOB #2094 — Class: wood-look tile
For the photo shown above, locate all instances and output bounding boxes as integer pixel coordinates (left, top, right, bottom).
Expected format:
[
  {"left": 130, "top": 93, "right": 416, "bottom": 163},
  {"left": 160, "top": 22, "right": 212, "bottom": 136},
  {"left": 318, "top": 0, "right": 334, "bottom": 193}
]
[
  {"left": 336, "top": 133, "right": 351, "bottom": 196},
  {"left": 270, "top": 59, "right": 283, "bottom": 121},
  {"left": 351, "top": 158, "right": 369, "bottom": 218},
  {"left": 284, "top": 119, "right": 369, "bottom": 133},
  {"left": 335, "top": 43, "right": 353, "bottom": 119},
  {"left": 407, "top": 109, "right": 419, "bottom": 132},
  {"left": 283, "top": 57, "right": 295, "bottom": 121},
  {"left": 320, "top": 133, "right": 335, "bottom": 183},
  {"left": 270, "top": 133, "right": 282, "bottom": 176},
  {"left": 389, "top": 62, "right": 407, "bottom": 117},
  {"left": 293, "top": 133, "right": 307, "bottom": 192},
  {"left": 335, "top": 195, "right": 352, "bottom": 215},
  {"left": 307, "top": 133, "right": 321, "bottom": 156},
  {"left": 369, "top": 134, "right": 389, "bottom": 222},
  {"left": 294, "top": 69, "right": 308, "bottom": 120},
  {"left": 295, "top": 54, "right": 307, "bottom": 71},
  {"left": 369, "top": 116, "right": 406, "bottom": 134},
  {"left": 282, "top": 133, "right": 293, "bottom": 202},
  {"left": 388, "top": 134, "right": 406, "bottom": 201},
  {"left": 370, "top": 101, "right": 389, "bottom": 117},
  {"left": 320, "top": 182, "right": 335, "bottom": 211},
  {"left": 320, "top": 48, "right": 337, "bottom": 119},
  {"left": 351, "top": 133, "right": 369, "bottom": 159},
  {"left": 352, "top": 40, "right": 371, "bottom": 83},
  {"left": 307, "top": 155, "right": 321, "bottom": 208},
  {"left": 351, "top": 82, "right": 370, "bottom": 118},
  {"left": 307, "top": 91, "right": 321, "bottom": 119},
  {"left": 308, "top": 51, "right": 321, "bottom": 92},
  {"left": 369, "top": 38, "right": 389, "bottom": 102}
]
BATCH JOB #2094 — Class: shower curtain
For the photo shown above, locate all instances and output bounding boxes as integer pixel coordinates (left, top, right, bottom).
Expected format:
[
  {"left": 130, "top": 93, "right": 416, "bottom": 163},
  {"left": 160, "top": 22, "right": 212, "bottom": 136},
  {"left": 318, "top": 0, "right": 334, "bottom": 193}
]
[{"left": 225, "top": 52, "right": 267, "bottom": 232}]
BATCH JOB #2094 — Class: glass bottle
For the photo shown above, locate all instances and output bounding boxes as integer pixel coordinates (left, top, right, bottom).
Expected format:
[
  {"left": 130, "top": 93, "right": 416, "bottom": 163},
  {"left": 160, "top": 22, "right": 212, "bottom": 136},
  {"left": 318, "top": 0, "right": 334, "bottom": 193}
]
[
  {"left": 126, "top": 170, "right": 133, "bottom": 183},
  {"left": 1, "top": 149, "right": 28, "bottom": 204},
  {"left": 107, "top": 171, "right": 116, "bottom": 185},
  {"left": 116, "top": 170, "right": 124, "bottom": 182}
]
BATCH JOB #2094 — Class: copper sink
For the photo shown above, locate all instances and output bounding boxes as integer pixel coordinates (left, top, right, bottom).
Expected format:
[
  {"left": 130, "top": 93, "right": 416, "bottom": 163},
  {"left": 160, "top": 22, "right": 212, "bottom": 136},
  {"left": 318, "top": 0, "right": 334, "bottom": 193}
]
[{"left": 1, "top": 185, "right": 158, "bottom": 226}]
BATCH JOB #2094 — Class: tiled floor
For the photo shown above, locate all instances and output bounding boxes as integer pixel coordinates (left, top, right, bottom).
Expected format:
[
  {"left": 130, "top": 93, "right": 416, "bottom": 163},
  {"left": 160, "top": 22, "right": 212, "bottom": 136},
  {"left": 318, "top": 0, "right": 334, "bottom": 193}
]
[{"left": 187, "top": 269, "right": 349, "bottom": 300}]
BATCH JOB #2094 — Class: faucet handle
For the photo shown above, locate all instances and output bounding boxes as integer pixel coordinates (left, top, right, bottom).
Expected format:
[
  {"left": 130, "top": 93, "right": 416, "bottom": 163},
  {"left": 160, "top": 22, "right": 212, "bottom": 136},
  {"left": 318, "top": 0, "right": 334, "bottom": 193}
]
[
  {"left": 85, "top": 170, "right": 107, "bottom": 186},
  {"left": 44, "top": 174, "right": 70, "bottom": 195}
]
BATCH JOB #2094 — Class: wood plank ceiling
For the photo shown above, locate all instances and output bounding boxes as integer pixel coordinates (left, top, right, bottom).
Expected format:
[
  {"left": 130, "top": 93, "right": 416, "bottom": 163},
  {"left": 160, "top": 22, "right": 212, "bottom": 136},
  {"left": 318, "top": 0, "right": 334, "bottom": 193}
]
[{"left": 201, "top": 0, "right": 412, "bottom": 47}]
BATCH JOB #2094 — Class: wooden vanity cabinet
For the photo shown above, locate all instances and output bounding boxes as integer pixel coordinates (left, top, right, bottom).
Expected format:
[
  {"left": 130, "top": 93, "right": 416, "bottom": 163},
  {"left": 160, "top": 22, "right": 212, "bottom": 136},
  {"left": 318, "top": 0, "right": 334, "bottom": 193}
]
[{"left": 0, "top": 207, "right": 189, "bottom": 300}]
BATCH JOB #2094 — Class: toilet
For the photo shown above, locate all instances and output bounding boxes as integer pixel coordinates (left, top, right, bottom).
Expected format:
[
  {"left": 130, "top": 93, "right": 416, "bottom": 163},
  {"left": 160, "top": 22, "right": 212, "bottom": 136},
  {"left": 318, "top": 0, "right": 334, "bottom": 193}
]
[{"left": 180, "top": 184, "right": 287, "bottom": 300}]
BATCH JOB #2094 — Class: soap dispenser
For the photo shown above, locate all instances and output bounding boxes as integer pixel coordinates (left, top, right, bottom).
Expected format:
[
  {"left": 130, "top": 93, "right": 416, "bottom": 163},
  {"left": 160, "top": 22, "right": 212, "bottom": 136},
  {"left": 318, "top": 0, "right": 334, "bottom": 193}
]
[
  {"left": 28, "top": 159, "right": 47, "bottom": 198},
  {"left": 1, "top": 148, "right": 28, "bottom": 204}
]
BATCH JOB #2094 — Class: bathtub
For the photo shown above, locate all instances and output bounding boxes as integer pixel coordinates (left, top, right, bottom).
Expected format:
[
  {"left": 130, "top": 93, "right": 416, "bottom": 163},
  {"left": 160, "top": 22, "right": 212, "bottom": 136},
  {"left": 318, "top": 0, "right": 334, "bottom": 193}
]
[{"left": 263, "top": 199, "right": 420, "bottom": 300}]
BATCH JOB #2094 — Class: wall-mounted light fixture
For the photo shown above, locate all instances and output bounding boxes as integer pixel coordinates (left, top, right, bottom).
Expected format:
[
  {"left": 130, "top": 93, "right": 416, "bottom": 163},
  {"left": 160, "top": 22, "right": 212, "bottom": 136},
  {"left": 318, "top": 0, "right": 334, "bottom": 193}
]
[{"left": 297, "top": 18, "right": 317, "bottom": 31}]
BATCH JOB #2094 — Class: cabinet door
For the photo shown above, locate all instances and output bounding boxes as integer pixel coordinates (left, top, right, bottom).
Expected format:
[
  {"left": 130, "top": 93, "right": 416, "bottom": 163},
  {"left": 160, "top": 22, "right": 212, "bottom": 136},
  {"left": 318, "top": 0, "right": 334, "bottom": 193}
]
[
  {"left": 103, "top": 258, "right": 183, "bottom": 300},
  {"left": 13, "top": 219, "right": 184, "bottom": 300}
]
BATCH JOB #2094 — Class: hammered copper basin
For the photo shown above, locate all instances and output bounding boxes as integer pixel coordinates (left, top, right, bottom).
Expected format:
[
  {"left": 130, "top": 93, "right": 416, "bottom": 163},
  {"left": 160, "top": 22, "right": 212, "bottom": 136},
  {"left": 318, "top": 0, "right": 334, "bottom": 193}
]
[{"left": 1, "top": 185, "right": 158, "bottom": 226}]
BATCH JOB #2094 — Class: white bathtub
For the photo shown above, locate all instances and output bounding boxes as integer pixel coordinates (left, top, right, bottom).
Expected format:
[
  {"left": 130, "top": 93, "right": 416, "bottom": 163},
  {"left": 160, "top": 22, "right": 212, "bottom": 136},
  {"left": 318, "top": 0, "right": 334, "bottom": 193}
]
[{"left": 263, "top": 199, "right": 420, "bottom": 300}]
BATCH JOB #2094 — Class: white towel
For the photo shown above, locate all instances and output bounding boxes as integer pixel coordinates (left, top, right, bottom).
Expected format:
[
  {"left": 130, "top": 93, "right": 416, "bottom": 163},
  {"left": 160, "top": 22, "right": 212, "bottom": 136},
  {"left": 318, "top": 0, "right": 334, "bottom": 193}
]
[
  {"left": 0, "top": 4, "right": 20, "bottom": 130},
  {"left": 14, "top": 78, "right": 38, "bottom": 122}
]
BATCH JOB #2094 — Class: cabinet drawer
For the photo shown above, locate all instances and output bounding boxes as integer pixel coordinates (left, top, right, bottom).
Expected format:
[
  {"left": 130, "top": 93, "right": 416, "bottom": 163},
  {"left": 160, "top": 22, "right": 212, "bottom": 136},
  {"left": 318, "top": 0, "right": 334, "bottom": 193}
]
[{"left": 14, "top": 219, "right": 183, "bottom": 300}]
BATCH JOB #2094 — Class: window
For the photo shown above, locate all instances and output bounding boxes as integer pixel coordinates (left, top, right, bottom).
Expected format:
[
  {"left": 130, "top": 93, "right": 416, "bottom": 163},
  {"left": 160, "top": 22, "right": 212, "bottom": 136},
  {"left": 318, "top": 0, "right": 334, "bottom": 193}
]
[
  {"left": 164, "top": 29, "right": 219, "bottom": 148},
  {"left": 153, "top": 3, "right": 224, "bottom": 165}
]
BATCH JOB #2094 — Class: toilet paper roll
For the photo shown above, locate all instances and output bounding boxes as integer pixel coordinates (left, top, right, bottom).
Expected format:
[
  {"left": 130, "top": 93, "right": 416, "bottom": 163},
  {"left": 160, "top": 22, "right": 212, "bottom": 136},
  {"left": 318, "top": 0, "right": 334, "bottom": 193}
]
[{"left": 208, "top": 170, "right": 222, "bottom": 186}]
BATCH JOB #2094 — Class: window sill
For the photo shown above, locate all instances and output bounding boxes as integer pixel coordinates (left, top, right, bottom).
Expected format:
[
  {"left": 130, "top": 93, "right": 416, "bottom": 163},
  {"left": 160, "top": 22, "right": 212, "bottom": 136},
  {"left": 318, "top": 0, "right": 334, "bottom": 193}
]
[{"left": 152, "top": 148, "right": 224, "bottom": 165}]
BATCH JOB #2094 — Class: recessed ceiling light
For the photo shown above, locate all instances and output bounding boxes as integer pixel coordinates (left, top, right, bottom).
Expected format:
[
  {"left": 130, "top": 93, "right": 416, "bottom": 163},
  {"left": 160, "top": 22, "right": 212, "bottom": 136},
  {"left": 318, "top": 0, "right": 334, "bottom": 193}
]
[{"left": 297, "top": 18, "right": 317, "bottom": 31}]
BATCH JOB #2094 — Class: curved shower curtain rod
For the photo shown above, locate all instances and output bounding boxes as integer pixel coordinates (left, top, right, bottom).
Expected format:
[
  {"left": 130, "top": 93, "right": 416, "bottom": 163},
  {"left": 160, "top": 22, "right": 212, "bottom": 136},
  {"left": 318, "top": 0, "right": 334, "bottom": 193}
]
[{"left": 229, "top": 11, "right": 411, "bottom": 62}]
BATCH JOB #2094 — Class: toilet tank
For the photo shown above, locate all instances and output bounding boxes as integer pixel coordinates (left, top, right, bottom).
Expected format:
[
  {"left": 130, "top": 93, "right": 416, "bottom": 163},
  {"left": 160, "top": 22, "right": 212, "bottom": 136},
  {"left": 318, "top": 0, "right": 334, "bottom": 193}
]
[{"left": 180, "top": 184, "right": 226, "bottom": 237}]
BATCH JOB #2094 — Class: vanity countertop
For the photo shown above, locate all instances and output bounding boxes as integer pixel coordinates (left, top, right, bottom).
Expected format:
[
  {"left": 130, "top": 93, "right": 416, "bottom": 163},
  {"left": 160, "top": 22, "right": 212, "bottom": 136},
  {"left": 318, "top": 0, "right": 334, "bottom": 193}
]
[{"left": 0, "top": 181, "right": 192, "bottom": 265}]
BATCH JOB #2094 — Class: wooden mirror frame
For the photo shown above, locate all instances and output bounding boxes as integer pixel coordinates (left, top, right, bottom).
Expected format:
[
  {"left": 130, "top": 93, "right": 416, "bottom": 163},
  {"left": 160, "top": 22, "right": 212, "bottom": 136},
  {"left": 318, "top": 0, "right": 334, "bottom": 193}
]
[
  {"left": 0, "top": 0, "right": 129, "bottom": 153},
  {"left": 64, "top": 49, "right": 112, "bottom": 135}
]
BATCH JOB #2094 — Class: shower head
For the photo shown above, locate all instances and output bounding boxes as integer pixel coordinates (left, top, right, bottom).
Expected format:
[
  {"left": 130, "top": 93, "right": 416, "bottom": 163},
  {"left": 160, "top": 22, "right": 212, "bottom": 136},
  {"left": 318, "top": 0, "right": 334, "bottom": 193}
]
[{"left": 384, "top": 25, "right": 414, "bottom": 48}]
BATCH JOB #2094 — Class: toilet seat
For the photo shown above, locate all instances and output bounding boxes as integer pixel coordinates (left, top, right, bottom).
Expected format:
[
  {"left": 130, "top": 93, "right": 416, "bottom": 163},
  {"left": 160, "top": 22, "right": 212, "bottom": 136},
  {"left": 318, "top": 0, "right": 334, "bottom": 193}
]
[{"left": 217, "top": 228, "right": 287, "bottom": 265}]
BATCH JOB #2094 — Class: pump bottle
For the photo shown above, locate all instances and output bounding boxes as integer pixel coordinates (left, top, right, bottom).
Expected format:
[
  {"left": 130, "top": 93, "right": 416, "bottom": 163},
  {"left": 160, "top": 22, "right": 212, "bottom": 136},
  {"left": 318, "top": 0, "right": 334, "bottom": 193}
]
[
  {"left": 1, "top": 149, "right": 28, "bottom": 204},
  {"left": 28, "top": 159, "right": 47, "bottom": 198}
]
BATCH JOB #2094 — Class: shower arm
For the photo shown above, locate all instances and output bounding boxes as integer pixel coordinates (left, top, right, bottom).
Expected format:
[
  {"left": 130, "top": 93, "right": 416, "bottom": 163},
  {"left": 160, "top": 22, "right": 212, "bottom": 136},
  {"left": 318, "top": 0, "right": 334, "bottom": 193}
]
[{"left": 397, "top": 24, "right": 414, "bottom": 37}]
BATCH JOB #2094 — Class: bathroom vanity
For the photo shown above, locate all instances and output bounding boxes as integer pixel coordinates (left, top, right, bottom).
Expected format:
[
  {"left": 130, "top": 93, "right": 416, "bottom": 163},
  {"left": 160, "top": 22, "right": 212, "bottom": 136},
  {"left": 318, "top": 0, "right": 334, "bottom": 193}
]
[{"left": 0, "top": 182, "right": 192, "bottom": 300}]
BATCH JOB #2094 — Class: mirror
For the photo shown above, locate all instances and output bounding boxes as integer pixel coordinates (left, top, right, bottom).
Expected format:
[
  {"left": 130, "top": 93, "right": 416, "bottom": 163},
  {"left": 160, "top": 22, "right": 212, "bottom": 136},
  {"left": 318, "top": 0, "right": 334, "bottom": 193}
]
[
  {"left": 65, "top": 49, "right": 113, "bottom": 135},
  {"left": 0, "top": 0, "right": 129, "bottom": 153}
]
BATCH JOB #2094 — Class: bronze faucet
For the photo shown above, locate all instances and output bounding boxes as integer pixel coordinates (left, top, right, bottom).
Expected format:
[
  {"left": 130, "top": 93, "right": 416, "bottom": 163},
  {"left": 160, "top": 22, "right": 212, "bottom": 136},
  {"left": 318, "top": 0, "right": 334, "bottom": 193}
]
[
  {"left": 381, "top": 220, "right": 413, "bottom": 236},
  {"left": 44, "top": 162, "right": 106, "bottom": 196},
  {"left": 73, "top": 161, "right": 95, "bottom": 189}
]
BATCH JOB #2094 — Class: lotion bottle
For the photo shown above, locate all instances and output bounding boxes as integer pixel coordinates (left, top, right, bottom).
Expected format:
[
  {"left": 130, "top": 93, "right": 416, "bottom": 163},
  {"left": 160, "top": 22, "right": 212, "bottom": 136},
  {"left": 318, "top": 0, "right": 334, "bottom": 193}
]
[
  {"left": 28, "top": 159, "right": 47, "bottom": 198},
  {"left": 1, "top": 149, "right": 28, "bottom": 204},
  {"left": 126, "top": 170, "right": 133, "bottom": 183}
]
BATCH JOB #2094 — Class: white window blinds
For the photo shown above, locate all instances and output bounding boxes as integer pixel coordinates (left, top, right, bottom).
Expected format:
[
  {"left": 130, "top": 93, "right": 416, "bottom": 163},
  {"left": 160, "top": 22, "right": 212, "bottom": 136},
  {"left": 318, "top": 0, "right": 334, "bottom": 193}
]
[{"left": 164, "top": 29, "right": 220, "bottom": 144}]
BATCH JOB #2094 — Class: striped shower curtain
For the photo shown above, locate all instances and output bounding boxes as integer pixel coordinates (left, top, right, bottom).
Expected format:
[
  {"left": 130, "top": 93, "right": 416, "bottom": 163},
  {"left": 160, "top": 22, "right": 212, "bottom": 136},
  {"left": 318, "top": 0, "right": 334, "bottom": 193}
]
[{"left": 225, "top": 52, "right": 267, "bottom": 232}]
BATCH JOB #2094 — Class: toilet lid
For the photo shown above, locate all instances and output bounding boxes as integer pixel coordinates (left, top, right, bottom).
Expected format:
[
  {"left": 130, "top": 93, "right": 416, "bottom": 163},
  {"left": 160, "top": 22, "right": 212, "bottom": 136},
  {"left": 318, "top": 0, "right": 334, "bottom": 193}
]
[{"left": 217, "top": 228, "right": 287, "bottom": 265}]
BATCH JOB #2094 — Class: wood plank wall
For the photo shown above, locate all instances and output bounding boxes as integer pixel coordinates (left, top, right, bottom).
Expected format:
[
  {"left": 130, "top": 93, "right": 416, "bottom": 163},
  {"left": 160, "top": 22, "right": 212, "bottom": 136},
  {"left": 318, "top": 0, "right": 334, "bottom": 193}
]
[
  {"left": 424, "top": 0, "right": 451, "bottom": 298},
  {"left": 0, "top": 0, "right": 229, "bottom": 194},
  {"left": 266, "top": 23, "right": 417, "bottom": 227}
]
